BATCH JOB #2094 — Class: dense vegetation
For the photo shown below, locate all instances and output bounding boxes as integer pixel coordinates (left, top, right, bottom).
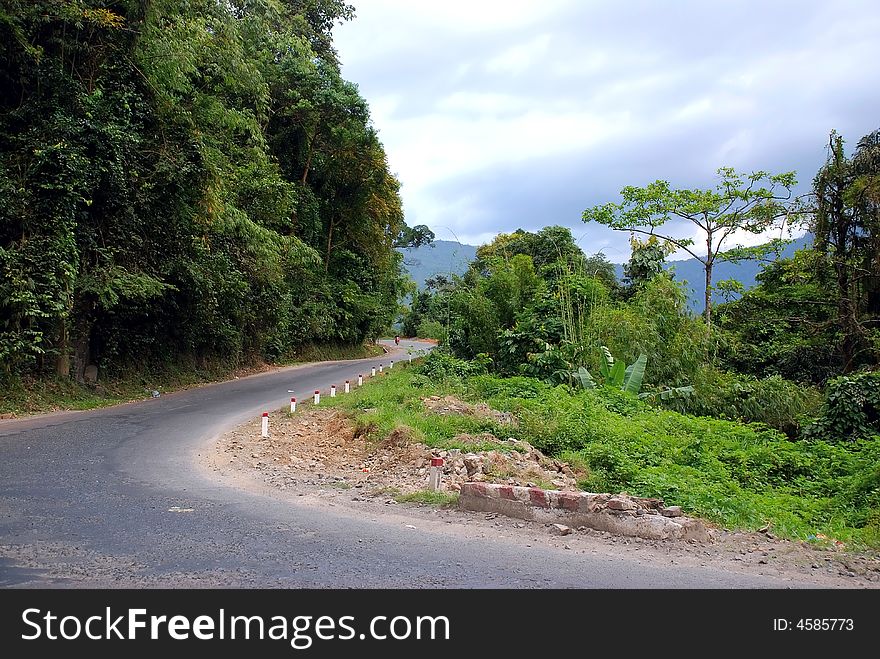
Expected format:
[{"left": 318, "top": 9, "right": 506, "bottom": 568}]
[
  {"left": 392, "top": 129, "right": 879, "bottom": 546},
  {"left": 0, "top": 0, "right": 427, "bottom": 391},
  {"left": 327, "top": 364, "right": 879, "bottom": 547}
]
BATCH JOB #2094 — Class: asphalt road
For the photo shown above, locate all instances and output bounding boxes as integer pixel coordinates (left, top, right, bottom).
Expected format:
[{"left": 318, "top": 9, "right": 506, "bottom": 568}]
[{"left": 0, "top": 339, "right": 797, "bottom": 588}]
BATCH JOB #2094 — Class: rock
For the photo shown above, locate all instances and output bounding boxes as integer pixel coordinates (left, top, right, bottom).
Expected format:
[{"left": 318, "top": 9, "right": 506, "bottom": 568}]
[
  {"left": 463, "top": 454, "right": 482, "bottom": 476},
  {"left": 607, "top": 497, "right": 637, "bottom": 511},
  {"left": 550, "top": 524, "right": 572, "bottom": 536},
  {"left": 660, "top": 506, "right": 682, "bottom": 518},
  {"left": 83, "top": 364, "right": 98, "bottom": 384}
]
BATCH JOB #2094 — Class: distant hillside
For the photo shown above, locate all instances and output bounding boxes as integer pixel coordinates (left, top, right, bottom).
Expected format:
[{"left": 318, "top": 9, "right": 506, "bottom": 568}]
[
  {"left": 398, "top": 240, "right": 478, "bottom": 289},
  {"left": 401, "top": 235, "right": 812, "bottom": 311},
  {"left": 613, "top": 234, "right": 812, "bottom": 312}
]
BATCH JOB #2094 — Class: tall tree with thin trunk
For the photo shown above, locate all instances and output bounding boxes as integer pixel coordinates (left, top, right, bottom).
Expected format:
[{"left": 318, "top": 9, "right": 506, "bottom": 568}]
[
  {"left": 582, "top": 167, "right": 800, "bottom": 326},
  {"left": 813, "top": 129, "right": 880, "bottom": 372}
]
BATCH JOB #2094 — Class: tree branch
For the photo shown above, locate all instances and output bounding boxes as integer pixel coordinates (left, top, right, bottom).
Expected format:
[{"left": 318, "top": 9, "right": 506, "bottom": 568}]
[{"left": 619, "top": 227, "right": 705, "bottom": 263}]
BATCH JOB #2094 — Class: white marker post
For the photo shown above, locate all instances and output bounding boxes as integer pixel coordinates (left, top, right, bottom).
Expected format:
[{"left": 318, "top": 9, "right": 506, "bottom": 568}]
[
  {"left": 371, "top": 367, "right": 376, "bottom": 377},
  {"left": 408, "top": 354, "right": 412, "bottom": 363},
  {"left": 344, "top": 381, "right": 350, "bottom": 394},
  {"left": 261, "top": 412, "right": 269, "bottom": 438},
  {"left": 379, "top": 364, "right": 383, "bottom": 373},
  {"left": 314, "top": 390, "right": 320, "bottom": 405},
  {"left": 330, "top": 384, "right": 337, "bottom": 398},
  {"left": 429, "top": 457, "right": 443, "bottom": 491},
  {"left": 290, "top": 397, "right": 297, "bottom": 413},
  {"left": 358, "top": 374, "right": 363, "bottom": 386},
  {"left": 389, "top": 361, "right": 393, "bottom": 369}
]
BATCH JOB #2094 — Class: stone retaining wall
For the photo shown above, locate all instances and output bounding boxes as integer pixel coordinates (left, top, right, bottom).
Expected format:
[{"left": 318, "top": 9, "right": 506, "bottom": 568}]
[{"left": 459, "top": 483, "right": 710, "bottom": 541}]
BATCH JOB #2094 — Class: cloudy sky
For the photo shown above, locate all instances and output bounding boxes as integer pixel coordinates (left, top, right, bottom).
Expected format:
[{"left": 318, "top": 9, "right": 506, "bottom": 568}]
[{"left": 334, "top": 0, "right": 880, "bottom": 262}]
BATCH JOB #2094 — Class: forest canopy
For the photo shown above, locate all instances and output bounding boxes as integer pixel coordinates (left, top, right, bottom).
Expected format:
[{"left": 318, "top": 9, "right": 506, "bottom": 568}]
[{"left": 0, "top": 0, "right": 418, "bottom": 382}]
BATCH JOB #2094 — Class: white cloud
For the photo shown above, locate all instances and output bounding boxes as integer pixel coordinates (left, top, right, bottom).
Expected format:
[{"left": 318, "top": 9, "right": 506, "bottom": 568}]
[
  {"left": 485, "top": 34, "right": 553, "bottom": 75},
  {"left": 335, "top": 0, "right": 880, "bottom": 257}
]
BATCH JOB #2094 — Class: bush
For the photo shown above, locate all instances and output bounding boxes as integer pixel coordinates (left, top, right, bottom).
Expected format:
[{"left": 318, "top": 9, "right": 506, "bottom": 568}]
[
  {"left": 655, "top": 367, "right": 821, "bottom": 437},
  {"left": 467, "top": 375, "right": 549, "bottom": 400},
  {"left": 583, "top": 276, "right": 712, "bottom": 387},
  {"left": 803, "top": 371, "right": 880, "bottom": 442},
  {"left": 416, "top": 319, "right": 446, "bottom": 342},
  {"left": 416, "top": 349, "right": 490, "bottom": 380}
]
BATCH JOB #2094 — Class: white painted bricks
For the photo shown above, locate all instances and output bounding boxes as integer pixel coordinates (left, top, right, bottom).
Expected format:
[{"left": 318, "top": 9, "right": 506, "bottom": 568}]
[
  {"left": 261, "top": 412, "right": 269, "bottom": 438},
  {"left": 458, "top": 483, "right": 709, "bottom": 541}
]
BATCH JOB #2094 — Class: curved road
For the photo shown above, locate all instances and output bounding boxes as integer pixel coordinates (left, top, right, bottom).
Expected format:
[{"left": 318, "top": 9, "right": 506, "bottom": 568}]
[{"left": 1, "top": 339, "right": 794, "bottom": 588}]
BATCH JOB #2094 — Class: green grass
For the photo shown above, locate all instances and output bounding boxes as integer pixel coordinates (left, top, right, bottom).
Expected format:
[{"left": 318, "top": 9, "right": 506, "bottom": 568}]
[
  {"left": 324, "top": 364, "right": 880, "bottom": 550},
  {"left": 322, "top": 365, "right": 520, "bottom": 454},
  {"left": 395, "top": 491, "right": 460, "bottom": 506},
  {"left": 0, "top": 343, "right": 384, "bottom": 417}
]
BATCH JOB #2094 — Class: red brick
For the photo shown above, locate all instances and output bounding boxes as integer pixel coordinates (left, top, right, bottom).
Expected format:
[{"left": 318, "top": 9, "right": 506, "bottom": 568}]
[
  {"left": 529, "top": 488, "right": 549, "bottom": 507},
  {"left": 462, "top": 483, "right": 489, "bottom": 498},
  {"left": 499, "top": 485, "right": 516, "bottom": 500},
  {"left": 557, "top": 492, "right": 581, "bottom": 511}
]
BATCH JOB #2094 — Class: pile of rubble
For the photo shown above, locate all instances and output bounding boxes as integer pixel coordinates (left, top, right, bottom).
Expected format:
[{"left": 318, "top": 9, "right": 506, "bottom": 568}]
[{"left": 215, "top": 407, "right": 578, "bottom": 496}]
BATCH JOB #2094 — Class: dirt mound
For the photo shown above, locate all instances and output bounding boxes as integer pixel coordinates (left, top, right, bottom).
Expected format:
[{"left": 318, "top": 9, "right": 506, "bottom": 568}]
[
  {"left": 216, "top": 409, "right": 574, "bottom": 496},
  {"left": 422, "top": 395, "right": 517, "bottom": 426}
]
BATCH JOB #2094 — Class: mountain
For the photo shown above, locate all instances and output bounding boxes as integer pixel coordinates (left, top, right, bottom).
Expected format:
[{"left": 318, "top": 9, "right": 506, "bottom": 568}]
[
  {"left": 613, "top": 234, "right": 813, "bottom": 313},
  {"left": 398, "top": 240, "right": 478, "bottom": 289}
]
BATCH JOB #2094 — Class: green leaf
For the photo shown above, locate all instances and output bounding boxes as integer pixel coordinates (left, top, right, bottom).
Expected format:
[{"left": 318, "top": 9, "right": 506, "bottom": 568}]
[
  {"left": 623, "top": 354, "right": 647, "bottom": 394},
  {"left": 608, "top": 360, "right": 626, "bottom": 387},
  {"left": 572, "top": 366, "right": 596, "bottom": 390},
  {"left": 599, "top": 345, "right": 614, "bottom": 379}
]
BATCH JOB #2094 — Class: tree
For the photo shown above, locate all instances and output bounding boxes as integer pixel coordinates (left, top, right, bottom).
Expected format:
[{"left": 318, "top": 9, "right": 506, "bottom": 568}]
[
  {"left": 582, "top": 167, "right": 800, "bottom": 326},
  {"left": 716, "top": 248, "right": 838, "bottom": 383},
  {"left": 581, "top": 252, "right": 621, "bottom": 298},
  {"left": 812, "top": 129, "right": 880, "bottom": 372},
  {"left": 0, "top": 0, "right": 407, "bottom": 385},
  {"left": 394, "top": 224, "right": 435, "bottom": 249},
  {"left": 622, "top": 235, "right": 676, "bottom": 294}
]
